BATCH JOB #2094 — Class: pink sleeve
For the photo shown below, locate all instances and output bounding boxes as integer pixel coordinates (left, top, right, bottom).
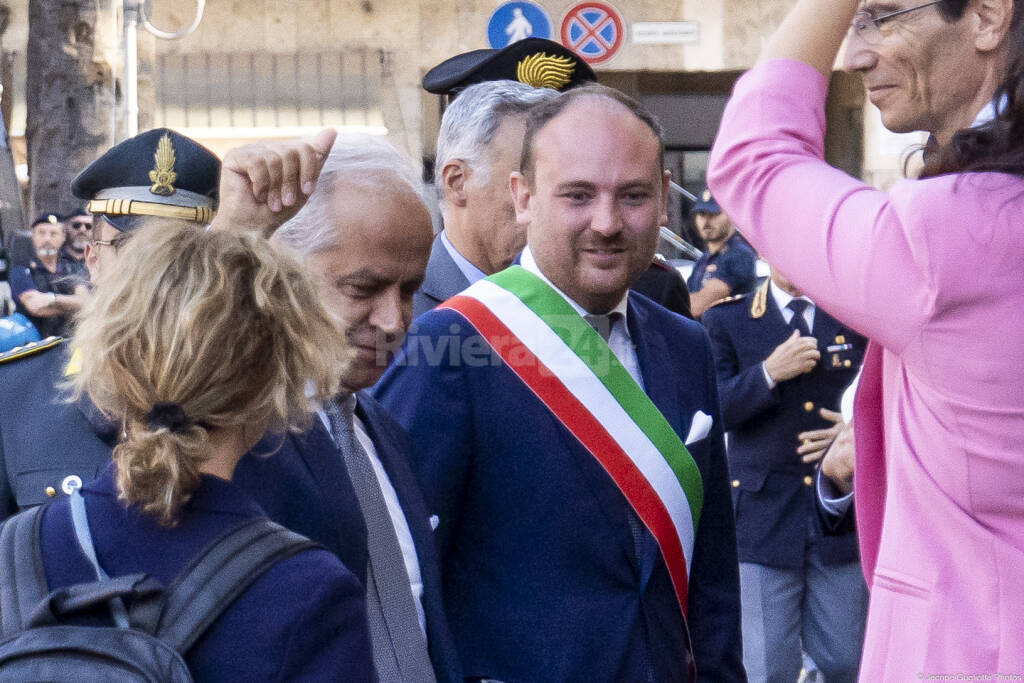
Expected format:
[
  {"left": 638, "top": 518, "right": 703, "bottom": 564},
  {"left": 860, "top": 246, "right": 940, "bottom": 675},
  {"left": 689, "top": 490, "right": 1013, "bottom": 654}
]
[{"left": 707, "top": 59, "right": 936, "bottom": 352}]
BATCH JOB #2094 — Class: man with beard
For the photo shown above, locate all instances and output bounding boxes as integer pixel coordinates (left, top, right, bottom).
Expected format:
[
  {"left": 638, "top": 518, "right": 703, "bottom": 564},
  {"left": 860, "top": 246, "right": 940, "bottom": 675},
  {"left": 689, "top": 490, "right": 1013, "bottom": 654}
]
[
  {"left": 375, "top": 86, "right": 743, "bottom": 682},
  {"left": 8, "top": 213, "right": 86, "bottom": 338},
  {"left": 60, "top": 208, "right": 92, "bottom": 274},
  {"left": 419, "top": 39, "right": 694, "bottom": 319},
  {"left": 686, "top": 190, "right": 757, "bottom": 317}
]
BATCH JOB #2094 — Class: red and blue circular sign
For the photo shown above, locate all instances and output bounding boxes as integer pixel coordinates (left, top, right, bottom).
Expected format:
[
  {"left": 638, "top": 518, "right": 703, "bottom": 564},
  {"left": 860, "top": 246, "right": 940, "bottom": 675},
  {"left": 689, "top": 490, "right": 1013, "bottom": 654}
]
[{"left": 560, "top": 1, "right": 624, "bottom": 64}]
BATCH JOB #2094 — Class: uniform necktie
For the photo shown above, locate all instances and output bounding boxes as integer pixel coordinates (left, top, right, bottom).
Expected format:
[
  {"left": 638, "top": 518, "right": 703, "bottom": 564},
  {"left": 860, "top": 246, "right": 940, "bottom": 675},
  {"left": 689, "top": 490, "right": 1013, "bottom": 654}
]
[
  {"left": 787, "top": 299, "right": 811, "bottom": 337},
  {"left": 323, "top": 396, "right": 436, "bottom": 683}
]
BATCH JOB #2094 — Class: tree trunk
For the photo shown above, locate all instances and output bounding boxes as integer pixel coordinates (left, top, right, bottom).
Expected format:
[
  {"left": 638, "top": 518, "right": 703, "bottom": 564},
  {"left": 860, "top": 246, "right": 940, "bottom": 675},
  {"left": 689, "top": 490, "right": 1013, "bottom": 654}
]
[
  {"left": 26, "top": 0, "right": 120, "bottom": 217},
  {"left": 0, "top": 2, "right": 27, "bottom": 247}
]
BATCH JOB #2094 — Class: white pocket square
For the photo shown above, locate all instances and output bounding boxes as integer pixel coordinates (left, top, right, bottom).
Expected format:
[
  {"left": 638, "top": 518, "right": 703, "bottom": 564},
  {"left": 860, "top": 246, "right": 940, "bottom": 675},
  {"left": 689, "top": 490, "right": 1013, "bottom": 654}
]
[{"left": 685, "top": 410, "right": 713, "bottom": 446}]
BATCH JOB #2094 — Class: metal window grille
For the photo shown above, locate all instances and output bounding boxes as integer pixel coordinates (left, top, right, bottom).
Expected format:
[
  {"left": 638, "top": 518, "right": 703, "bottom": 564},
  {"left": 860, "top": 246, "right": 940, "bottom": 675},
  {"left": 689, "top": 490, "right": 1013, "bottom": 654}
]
[{"left": 155, "top": 49, "right": 385, "bottom": 131}]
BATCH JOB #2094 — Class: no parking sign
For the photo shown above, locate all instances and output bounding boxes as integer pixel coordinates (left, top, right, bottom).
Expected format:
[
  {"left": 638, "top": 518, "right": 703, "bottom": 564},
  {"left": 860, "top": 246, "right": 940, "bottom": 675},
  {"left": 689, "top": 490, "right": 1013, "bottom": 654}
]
[{"left": 560, "top": 1, "right": 624, "bottom": 64}]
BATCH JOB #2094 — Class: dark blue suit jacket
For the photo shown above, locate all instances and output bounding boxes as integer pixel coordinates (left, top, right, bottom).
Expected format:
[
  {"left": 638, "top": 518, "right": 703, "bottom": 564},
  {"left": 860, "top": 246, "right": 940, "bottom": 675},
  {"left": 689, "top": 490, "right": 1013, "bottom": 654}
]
[
  {"left": 37, "top": 465, "right": 375, "bottom": 681},
  {"left": 374, "top": 292, "right": 745, "bottom": 683},
  {"left": 233, "top": 391, "right": 462, "bottom": 683},
  {"left": 701, "top": 282, "right": 864, "bottom": 568}
]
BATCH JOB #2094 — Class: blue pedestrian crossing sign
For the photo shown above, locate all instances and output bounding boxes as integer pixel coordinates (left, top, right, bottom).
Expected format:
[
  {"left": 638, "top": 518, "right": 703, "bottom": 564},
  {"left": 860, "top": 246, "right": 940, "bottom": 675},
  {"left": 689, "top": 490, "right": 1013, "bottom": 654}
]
[{"left": 488, "top": 2, "right": 553, "bottom": 49}]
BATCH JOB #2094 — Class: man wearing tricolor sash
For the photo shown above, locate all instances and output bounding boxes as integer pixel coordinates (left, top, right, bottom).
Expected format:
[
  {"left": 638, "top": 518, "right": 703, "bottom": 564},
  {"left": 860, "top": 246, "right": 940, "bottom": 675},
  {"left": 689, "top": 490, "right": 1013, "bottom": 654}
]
[{"left": 375, "top": 85, "right": 744, "bottom": 682}]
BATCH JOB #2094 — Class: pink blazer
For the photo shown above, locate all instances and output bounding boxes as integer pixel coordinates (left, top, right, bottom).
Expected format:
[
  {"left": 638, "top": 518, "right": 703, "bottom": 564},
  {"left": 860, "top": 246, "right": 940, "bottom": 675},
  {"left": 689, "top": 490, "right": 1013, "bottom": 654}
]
[{"left": 709, "top": 59, "right": 1024, "bottom": 679}]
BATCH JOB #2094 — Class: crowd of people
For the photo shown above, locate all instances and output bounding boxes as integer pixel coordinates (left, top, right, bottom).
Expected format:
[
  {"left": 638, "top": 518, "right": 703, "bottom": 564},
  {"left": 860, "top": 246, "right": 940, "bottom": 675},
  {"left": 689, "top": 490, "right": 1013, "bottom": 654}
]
[{"left": 0, "top": 0, "right": 1022, "bottom": 680}]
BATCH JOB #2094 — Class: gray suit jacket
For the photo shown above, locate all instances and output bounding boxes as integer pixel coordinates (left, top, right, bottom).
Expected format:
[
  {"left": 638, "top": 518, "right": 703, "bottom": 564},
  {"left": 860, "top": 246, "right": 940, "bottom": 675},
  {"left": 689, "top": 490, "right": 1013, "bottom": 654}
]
[{"left": 413, "top": 231, "right": 471, "bottom": 318}]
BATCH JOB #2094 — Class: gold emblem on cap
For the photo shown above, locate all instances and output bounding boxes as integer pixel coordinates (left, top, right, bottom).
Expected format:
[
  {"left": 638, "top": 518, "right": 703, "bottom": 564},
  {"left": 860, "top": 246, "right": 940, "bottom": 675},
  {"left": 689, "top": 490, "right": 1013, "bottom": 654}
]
[
  {"left": 149, "top": 133, "right": 178, "bottom": 196},
  {"left": 702, "top": 189, "right": 712, "bottom": 202},
  {"left": 516, "top": 53, "right": 576, "bottom": 90}
]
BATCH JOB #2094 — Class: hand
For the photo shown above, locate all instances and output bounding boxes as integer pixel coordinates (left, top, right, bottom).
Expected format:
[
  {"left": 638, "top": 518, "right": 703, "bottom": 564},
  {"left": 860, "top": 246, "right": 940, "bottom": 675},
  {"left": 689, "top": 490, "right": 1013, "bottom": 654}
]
[
  {"left": 211, "top": 128, "right": 337, "bottom": 238},
  {"left": 764, "top": 330, "right": 819, "bottom": 383},
  {"left": 797, "top": 407, "right": 843, "bottom": 464},
  {"left": 821, "top": 421, "right": 855, "bottom": 495}
]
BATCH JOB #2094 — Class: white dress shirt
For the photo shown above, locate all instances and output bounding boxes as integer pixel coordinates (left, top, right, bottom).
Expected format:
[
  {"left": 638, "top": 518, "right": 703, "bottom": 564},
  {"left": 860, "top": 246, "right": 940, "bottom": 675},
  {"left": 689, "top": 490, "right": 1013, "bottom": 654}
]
[{"left": 441, "top": 230, "right": 487, "bottom": 286}]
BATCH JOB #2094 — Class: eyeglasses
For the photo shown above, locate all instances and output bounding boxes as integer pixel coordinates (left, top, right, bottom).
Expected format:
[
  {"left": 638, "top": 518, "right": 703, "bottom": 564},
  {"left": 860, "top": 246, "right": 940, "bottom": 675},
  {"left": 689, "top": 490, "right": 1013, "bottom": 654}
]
[
  {"left": 851, "top": 0, "right": 943, "bottom": 44},
  {"left": 69, "top": 220, "right": 92, "bottom": 230},
  {"left": 92, "top": 234, "right": 131, "bottom": 251}
]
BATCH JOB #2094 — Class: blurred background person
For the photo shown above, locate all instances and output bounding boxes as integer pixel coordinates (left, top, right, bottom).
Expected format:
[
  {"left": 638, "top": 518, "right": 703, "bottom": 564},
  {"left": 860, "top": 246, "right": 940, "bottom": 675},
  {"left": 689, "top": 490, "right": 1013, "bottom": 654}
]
[
  {"left": 685, "top": 190, "right": 757, "bottom": 317},
  {"left": 30, "top": 221, "right": 374, "bottom": 680},
  {"left": 60, "top": 208, "right": 92, "bottom": 276},
  {"left": 8, "top": 213, "right": 86, "bottom": 338},
  {"left": 709, "top": 0, "right": 1024, "bottom": 677}
]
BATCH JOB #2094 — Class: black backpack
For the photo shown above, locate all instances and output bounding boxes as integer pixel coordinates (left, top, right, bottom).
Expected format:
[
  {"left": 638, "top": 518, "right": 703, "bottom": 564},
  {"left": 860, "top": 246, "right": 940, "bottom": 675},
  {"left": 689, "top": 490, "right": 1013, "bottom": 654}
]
[{"left": 0, "top": 491, "right": 317, "bottom": 681}]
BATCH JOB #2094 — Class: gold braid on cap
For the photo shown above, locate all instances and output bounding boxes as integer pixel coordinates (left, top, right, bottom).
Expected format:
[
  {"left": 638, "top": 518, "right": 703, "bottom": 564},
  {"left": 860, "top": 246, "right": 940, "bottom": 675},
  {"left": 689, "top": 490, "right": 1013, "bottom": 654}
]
[
  {"left": 86, "top": 198, "right": 215, "bottom": 224},
  {"left": 516, "top": 53, "right": 576, "bottom": 90}
]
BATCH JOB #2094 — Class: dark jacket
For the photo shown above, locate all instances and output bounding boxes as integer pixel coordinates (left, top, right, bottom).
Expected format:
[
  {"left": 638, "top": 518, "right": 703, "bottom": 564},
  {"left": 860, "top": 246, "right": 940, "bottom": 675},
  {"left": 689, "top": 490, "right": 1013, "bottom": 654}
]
[{"left": 702, "top": 281, "right": 864, "bottom": 567}]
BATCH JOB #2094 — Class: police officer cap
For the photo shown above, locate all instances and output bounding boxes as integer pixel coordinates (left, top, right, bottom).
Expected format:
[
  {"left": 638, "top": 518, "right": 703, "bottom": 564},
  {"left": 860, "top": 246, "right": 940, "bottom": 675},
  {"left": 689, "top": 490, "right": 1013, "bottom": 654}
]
[
  {"left": 422, "top": 38, "right": 597, "bottom": 97},
  {"left": 691, "top": 188, "right": 722, "bottom": 214},
  {"left": 30, "top": 213, "right": 62, "bottom": 228},
  {"left": 71, "top": 128, "right": 220, "bottom": 232}
]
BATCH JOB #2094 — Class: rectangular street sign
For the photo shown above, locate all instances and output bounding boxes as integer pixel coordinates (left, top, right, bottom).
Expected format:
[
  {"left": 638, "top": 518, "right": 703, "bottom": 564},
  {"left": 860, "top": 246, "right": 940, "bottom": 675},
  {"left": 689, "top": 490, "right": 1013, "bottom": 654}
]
[{"left": 632, "top": 21, "right": 699, "bottom": 45}]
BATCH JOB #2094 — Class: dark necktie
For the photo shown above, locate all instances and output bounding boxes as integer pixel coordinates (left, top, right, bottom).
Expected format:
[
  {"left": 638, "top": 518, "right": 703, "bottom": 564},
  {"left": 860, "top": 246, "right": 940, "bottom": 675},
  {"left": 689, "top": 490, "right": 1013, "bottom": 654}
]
[
  {"left": 585, "top": 314, "right": 647, "bottom": 558},
  {"left": 323, "top": 396, "right": 436, "bottom": 683},
  {"left": 584, "top": 312, "right": 618, "bottom": 342},
  {"left": 787, "top": 299, "right": 811, "bottom": 337}
]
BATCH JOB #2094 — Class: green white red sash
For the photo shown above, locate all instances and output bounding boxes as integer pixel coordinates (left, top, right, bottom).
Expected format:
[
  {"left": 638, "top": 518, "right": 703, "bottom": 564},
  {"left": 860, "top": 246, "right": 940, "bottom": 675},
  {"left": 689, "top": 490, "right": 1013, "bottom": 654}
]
[{"left": 440, "top": 265, "right": 703, "bottom": 616}]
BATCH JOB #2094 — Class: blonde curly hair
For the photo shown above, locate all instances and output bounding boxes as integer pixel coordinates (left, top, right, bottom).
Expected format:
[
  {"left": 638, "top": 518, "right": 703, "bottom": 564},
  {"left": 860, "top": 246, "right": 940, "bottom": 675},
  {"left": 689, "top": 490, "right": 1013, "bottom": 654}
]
[{"left": 67, "top": 220, "right": 347, "bottom": 525}]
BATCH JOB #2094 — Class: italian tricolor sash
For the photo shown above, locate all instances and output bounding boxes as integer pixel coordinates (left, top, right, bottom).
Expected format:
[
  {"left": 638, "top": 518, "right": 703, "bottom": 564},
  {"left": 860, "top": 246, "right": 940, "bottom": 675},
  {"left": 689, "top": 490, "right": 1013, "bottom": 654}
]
[{"left": 440, "top": 266, "right": 703, "bottom": 616}]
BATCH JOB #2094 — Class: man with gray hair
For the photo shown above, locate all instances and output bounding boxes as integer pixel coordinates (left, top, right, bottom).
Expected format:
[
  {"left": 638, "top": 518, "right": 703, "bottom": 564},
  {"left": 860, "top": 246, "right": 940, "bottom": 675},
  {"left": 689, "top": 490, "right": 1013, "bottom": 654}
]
[
  {"left": 231, "top": 133, "right": 461, "bottom": 682},
  {"left": 413, "top": 79, "right": 557, "bottom": 317}
]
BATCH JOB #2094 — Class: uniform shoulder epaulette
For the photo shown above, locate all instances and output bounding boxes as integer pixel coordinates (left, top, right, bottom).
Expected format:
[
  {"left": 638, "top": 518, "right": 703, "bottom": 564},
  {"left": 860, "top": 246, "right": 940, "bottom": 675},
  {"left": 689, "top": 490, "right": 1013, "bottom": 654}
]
[
  {"left": 0, "top": 336, "right": 65, "bottom": 366},
  {"left": 706, "top": 293, "right": 748, "bottom": 310}
]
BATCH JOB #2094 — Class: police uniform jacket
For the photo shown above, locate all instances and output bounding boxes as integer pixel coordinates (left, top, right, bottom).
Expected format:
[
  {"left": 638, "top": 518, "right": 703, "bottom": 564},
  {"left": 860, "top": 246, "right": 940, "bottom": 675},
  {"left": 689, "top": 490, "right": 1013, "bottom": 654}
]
[
  {"left": 686, "top": 232, "right": 757, "bottom": 299},
  {"left": 701, "top": 281, "right": 864, "bottom": 568},
  {"left": 0, "top": 340, "right": 113, "bottom": 518},
  {"left": 37, "top": 464, "right": 375, "bottom": 681}
]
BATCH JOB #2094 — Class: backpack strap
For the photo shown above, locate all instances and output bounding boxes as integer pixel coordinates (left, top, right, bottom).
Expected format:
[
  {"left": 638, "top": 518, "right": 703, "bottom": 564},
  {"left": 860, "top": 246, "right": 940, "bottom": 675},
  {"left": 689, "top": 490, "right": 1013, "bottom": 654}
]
[
  {"left": 0, "top": 505, "right": 48, "bottom": 638},
  {"left": 69, "top": 489, "right": 130, "bottom": 628},
  {"left": 156, "top": 517, "right": 317, "bottom": 654}
]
